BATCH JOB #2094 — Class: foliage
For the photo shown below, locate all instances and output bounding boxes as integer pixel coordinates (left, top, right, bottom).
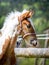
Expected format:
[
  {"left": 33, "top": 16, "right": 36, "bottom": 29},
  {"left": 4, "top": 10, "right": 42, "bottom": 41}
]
[
  {"left": 0, "top": 0, "right": 49, "bottom": 65},
  {"left": 0, "top": 0, "right": 49, "bottom": 33}
]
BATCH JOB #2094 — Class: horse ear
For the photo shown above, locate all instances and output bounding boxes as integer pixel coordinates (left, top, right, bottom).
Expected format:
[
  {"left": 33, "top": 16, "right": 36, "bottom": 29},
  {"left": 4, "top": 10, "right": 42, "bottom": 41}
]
[{"left": 18, "top": 10, "right": 34, "bottom": 22}]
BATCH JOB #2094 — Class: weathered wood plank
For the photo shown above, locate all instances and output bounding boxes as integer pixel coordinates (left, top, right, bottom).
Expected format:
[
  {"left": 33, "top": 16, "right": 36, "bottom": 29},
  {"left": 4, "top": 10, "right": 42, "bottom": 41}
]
[{"left": 14, "top": 48, "right": 49, "bottom": 58}]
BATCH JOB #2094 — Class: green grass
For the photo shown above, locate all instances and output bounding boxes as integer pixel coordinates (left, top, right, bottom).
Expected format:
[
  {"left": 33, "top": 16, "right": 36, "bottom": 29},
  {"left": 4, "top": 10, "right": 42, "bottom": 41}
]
[
  {"left": 19, "top": 58, "right": 35, "bottom": 65},
  {"left": 17, "top": 58, "right": 49, "bottom": 65}
]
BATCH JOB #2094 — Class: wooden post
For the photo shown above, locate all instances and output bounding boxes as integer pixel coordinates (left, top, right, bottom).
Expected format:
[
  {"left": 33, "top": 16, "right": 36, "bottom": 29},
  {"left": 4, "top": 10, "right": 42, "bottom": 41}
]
[{"left": 39, "top": 29, "right": 49, "bottom": 65}]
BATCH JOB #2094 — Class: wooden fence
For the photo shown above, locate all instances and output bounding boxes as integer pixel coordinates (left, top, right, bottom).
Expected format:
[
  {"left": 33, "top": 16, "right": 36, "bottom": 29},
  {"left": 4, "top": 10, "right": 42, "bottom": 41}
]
[{"left": 14, "top": 48, "right": 49, "bottom": 58}]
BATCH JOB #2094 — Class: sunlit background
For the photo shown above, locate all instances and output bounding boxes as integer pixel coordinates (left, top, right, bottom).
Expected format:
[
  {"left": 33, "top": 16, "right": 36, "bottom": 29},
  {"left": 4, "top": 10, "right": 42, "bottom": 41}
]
[{"left": 0, "top": 0, "right": 49, "bottom": 65}]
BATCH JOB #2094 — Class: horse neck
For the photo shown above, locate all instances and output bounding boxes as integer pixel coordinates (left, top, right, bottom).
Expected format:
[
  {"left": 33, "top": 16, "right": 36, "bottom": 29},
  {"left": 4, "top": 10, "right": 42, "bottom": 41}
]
[{"left": 0, "top": 11, "right": 21, "bottom": 55}]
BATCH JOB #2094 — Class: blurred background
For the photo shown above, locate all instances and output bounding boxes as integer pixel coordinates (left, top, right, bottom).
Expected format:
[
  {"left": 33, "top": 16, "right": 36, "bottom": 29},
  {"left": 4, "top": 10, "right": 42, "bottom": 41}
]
[{"left": 0, "top": 0, "right": 49, "bottom": 65}]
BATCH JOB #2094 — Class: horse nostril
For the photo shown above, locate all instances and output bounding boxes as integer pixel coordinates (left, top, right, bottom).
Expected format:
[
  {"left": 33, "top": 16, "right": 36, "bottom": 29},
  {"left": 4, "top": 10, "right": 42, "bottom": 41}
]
[
  {"left": 33, "top": 42, "right": 37, "bottom": 46},
  {"left": 30, "top": 40, "right": 37, "bottom": 46},
  {"left": 16, "top": 42, "right": 20, "bottom": 47}
]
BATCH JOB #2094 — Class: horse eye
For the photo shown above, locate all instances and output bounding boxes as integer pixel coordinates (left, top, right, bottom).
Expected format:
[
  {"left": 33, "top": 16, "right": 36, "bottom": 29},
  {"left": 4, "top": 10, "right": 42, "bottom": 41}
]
[{"left": 27, "top": 24, "right": 31, "bottom": 28}]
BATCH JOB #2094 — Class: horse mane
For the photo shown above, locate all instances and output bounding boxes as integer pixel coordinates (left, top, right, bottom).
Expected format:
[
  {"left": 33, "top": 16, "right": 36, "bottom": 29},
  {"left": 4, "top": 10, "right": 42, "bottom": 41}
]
[
  {"left": 1, "top": 11, "right": 21, "bottom": 34},
  {"left": 1, "top": 10, "right": 30, "bottom": 33}
]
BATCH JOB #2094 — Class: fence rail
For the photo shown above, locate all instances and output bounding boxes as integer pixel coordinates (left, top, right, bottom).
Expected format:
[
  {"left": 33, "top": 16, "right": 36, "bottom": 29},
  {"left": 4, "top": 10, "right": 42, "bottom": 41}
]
[
  {"left": 14, "top": 48, "right": 49, "bottom": 58},
  {"left": 36, "top": 34, "right": 49, "bottom": 37},
  {"left": 37, "top": 37, "right": 49, "bottom": 39},
  {"left": 36, "top": 34, "right": 49, "bottom": 39}
]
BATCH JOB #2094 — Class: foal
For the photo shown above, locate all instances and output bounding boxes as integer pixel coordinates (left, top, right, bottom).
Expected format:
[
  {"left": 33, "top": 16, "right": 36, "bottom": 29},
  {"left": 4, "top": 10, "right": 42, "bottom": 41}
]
[{"left": 0, "top": 10, "right": 39, "bottom": 65}]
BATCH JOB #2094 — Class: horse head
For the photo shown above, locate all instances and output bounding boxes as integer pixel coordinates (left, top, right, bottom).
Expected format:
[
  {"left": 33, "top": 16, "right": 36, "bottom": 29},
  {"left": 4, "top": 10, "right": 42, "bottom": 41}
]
[{"left": 17, "top": 10, "right": 39, "bottom": 47}]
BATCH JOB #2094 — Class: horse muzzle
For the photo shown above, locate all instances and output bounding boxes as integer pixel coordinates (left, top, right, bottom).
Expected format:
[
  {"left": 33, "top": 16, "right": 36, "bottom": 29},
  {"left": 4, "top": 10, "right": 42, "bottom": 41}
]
[{"left": 30, "top": 39, "right": 37, "bottom": 46}]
